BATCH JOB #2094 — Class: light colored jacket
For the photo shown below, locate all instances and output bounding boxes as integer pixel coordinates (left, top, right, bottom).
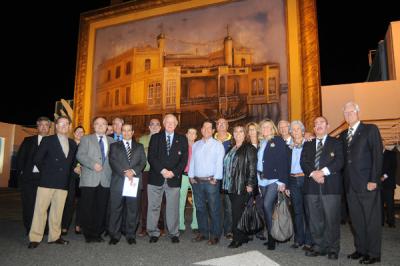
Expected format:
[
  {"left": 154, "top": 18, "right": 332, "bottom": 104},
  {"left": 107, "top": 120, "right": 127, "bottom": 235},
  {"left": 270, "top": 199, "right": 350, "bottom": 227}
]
[{"left": 77, "top": 134, "right": 115, "bottom": 188}]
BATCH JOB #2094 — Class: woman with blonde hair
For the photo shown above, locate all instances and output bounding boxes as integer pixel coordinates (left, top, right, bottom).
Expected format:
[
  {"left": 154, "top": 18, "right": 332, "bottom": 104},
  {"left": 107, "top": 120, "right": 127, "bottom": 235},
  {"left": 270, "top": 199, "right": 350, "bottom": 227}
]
[{"left": 256, "top": 119, "right": 289, "bottom": 250}]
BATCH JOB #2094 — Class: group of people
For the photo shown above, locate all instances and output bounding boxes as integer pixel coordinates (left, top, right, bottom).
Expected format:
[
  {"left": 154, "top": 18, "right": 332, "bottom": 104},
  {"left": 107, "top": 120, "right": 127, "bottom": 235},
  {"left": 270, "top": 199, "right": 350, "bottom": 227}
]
[{"left": 16, "top": 101, "right": 391, "bottom": 265}]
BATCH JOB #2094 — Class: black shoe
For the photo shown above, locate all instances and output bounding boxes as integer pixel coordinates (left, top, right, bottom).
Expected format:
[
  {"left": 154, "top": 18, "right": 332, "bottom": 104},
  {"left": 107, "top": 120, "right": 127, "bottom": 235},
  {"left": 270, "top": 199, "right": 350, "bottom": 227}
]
[
  {"left": 28, "top": 242, "right": 40, "bottom": 249},
  {"left": 127, "top": 238, "right": 136, "bottom": 245},
  {"left": 328, "top": 252, "right": 338, "bottom": 260},
  {"left": 302, "top": 245, "right": 312, "bottom": 252},
  {"left": 225, "top": 233, "right": 233, "bottom": 240},
  {"left": 228, "top": 241, "right": 242, "bottom": 248},
  {"left": 171, "top": 236, "right": 180, "bottom": 243},
  {"left": 192, "top": 229, "right": 199, "bottom": 234},
  {"left": 305, "top": 250, "right": 326, "bottom": 257},
  {"left": 49, "top": 238, "right": 69, "bottom": 245},
  {"left": 103, "top": 231, "right": 109, "bottom": 237},
  {"left": 96, "top": 236, "right": 105, "bottom": 242},
  {"left": 360, "top": 257, "right": 380, "bottom": 264},
  {"left": 109, "top": 238, "right": 119, "bottom": 245},
  {"left": 291, "top": 243, "right": 302, "bottom": 249},
  {"left": 348, "top": 251, "right": 365, "bottom": 260},
  {"left": 149, "top": 236, "right": 159, "bottom": 243},
  {"left": 266, "top": 235, "right": 276, "bottom": 250},
  {"left": 388, "top": 224, "right": 396, "bottom": 228}
]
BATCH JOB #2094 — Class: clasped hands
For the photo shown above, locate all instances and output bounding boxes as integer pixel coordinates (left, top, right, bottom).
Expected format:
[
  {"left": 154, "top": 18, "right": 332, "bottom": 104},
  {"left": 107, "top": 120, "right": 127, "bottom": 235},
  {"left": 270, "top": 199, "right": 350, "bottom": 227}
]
[
  {"left": 161, "top": 169, "right": 175, "bottom": 179},
  {"left": 310, "top": 170, "right": 325, "bottom": 184}
]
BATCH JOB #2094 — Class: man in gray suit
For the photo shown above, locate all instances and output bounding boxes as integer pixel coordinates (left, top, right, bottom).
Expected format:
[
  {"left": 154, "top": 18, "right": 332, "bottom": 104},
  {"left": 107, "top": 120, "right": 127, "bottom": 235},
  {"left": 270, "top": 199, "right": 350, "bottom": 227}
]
[
  {"left": 77, "top": 116, "right": 115, "bottom": 243},
  {"left": 108, "top": 124, "right": 146, "bottom": 245}
]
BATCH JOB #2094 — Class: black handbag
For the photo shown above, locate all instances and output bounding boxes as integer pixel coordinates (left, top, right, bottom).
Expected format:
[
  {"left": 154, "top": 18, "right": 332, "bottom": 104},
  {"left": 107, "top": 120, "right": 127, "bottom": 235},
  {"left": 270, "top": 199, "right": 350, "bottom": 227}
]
[{"left": 237, "top": 194, "right": 265, "bottom": 234}]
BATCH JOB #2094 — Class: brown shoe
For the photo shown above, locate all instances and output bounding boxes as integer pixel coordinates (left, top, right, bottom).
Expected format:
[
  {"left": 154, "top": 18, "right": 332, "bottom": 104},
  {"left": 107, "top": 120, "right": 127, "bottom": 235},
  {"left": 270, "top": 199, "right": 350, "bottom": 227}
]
[
  {"left": 192, "top": 234, "right": 206, "bottom": 242},
  {"left": 48, "top": 238, "right": 69, "bottom": 245},
  {"left": 207, "top": 238, "right": 219, "bottom": 245},
  {"left": 160, "top": 229, "right": 166, "bottom": 237},
  {"left": 138, "top": 229, "right": 147, "bottom": 237}
]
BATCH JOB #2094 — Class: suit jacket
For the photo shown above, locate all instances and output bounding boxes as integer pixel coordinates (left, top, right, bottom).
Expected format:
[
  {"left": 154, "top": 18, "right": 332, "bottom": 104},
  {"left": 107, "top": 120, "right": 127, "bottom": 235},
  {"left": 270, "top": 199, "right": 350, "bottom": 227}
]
[
  {"left": 262, "top": 136, "right": 289, "bottom": 184},
  {"left": 77, "top": 134, "right": 115, "bottom": 188},
  {"left": 300, "top": 136, "right": 344, "bottom": 195},
  {"left": 148, "top": 131, "right": 188, "bottom": 187},
  {"left": 16, "top": 135, "right": 41, "bottom": 184},
  {"left": 33, "top": 135, "right": 77, "bottom": 190},
  {"left": 109, "top": 140, "right": 146, "bottom": 192},
  {"left": 382, "top": 149, "right": 397, "bottom": 190},
  {"left": 340, "top": 123, "right": 383, "bottom": 193}
]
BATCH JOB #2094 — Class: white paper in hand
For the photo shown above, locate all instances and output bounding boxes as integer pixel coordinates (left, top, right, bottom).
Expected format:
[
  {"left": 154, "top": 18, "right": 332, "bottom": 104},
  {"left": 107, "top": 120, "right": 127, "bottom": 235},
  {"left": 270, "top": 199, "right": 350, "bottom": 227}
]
[{"left": 122, "top": 177, "right": 139, "bottom": 197}]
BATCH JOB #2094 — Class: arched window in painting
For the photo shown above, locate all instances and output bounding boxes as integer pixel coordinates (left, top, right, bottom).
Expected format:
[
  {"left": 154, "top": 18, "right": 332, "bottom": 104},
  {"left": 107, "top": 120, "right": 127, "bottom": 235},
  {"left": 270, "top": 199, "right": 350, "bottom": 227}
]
[
  {"left": 145, "top": 59, "right": 151, "bottom": 71},
  {"left": 219, "top": 76, "right": 225, "bottom": 96},
  {"left": 116, "top": 66, "right": 121, "bottom": 79},
  {"left": 251, "top": 79, "right": 257, "bottom": 95},
  {"left": 258, "top": 78, "right": 264, "bottom": 95},
  {"left": 166, "top": 80, "right": 176, "bottom": 105},
  {"left": 125, "top": 61, "right": 131, "bottom": 75},
  {"left": 234, "top": 78, "right": 240, "bottom": 95},
  {"left": 125, "top": 87, "right": 131, "bottom": 104},
  {"left": 268, "top": 77, "right": 276, "bottom": 94}
]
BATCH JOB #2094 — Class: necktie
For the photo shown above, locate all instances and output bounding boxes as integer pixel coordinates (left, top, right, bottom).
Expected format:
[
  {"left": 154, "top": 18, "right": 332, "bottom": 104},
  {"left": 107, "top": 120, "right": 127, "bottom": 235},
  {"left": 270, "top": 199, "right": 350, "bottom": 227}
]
[
  {"left": 126, "top": 141, "right": 132, "bottom": 161},
  {"left": 166, "top": 135, "right": 171, "bottom": 155},
  {"left": 346, "top": 127, "right": 353, "bottom": 146},
  {"left": 99, "top": 136, "right": 106, "bottom": 164},
  {"left": 315, "top": 138, "right": 323, "bottom": 169}
]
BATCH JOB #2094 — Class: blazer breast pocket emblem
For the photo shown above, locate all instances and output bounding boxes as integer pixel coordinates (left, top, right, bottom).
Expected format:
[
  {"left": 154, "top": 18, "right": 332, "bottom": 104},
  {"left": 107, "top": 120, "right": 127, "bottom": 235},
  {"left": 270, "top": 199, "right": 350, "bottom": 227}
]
[{"left": 270, "top": 143, "right": 275, "bottom": 148}]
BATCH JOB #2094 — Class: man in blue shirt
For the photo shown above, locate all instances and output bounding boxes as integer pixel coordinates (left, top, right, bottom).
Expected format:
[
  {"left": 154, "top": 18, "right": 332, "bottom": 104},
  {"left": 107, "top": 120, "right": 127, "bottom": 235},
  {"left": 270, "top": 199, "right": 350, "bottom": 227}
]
[{"left": 190, "top": 120, "right": 225, "bottom": 245}]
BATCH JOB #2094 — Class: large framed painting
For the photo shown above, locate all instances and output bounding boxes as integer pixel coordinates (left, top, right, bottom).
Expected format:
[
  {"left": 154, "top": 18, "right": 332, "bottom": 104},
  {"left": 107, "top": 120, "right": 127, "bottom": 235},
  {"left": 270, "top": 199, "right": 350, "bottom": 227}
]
[{"left": 74, "top": 0, "right": 320, "bottom": 133}]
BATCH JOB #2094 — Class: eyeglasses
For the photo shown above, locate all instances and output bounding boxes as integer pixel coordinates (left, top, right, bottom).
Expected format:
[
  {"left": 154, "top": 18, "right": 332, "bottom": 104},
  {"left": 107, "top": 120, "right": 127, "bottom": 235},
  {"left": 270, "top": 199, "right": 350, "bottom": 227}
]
[{"left": 149, "top": 122, "right": 160, "bottom": 126}]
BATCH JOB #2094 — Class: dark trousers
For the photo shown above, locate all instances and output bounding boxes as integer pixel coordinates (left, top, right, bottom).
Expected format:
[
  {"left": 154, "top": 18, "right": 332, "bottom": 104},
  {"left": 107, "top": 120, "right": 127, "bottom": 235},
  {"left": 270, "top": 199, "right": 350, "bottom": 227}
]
[
  {"left": 347, "top": 187, "right": 382, "bottom": 258},
  {"left": 62, "top": 177, "right": 81, "bottom": 230},
  {"left": 140, "top": 171, "right": 165, "bottom": 230},
  {"left": 80, "top": 185, "right": 110, "bottom": 238},
  {"left": 259, "top": 183, "right": 278, "bottom": 232},
  {"left": 20, "top": 175, "right": 40, "bottom": 234},
  {"left": 192, "top": 181, "right": 222, "bottom": 239},
  {"left": 229, "top": 193, "right": 249, "bottom": 242},
  {"left": 222, "top": 193, "right": 232, "bottom": 235},
  {"left": 381, "top": 188, "right": 395, "bottom": 226},
  {"left": 288, "top": 176, "right": 313, "bottom": 246},
  {"left": 109, "top": 189, "right": 141, "bottom": 240},
  {"left": 305, "top": 194, "right": 341, "bottom": 253}
]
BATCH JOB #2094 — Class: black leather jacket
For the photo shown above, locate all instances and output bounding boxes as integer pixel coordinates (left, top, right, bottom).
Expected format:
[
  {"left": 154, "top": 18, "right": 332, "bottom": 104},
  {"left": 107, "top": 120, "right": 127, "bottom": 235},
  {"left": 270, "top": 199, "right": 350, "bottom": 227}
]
[{"left": 225, "top": 143, "right": 258, "bottom": 195}]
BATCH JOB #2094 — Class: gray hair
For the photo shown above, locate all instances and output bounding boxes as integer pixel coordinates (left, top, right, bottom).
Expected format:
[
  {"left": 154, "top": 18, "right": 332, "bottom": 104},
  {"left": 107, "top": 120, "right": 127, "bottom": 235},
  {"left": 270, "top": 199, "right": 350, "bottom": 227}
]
[
  {"left": 163, "top": 114, "right": 178, "bottom": 125},
  {"left": 290, "top": 120, "right": 305, "bottom": 134},
  {"left": 343, "top": 101, "right": 360, "bottom": 112}
]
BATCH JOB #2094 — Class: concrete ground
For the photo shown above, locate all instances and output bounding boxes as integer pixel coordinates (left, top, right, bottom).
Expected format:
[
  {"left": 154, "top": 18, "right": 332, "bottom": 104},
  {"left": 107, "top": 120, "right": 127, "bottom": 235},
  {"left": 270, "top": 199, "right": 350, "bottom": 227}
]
[{"left": 0, "top": 188, "right": 399, "bottom": 266}]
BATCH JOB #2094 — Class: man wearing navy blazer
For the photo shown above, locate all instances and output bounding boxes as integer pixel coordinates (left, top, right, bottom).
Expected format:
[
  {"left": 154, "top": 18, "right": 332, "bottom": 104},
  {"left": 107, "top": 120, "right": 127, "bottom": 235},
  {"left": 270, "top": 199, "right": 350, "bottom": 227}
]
[
  {"left": 341, "top": 102, "right": 383, "bottom": 264},
  {"left": 301, "top": 116, "right": 344, "bottom": 260},
  {"left": 108, "top": 124, "right": 146, "bottom": 245},
  {"left": 147, "top": 114, "right": 188, "bottom": 243},
  {"left": 28, "top": 116, "right": 77, "bottom": 248},
  {"left": 17, "top": 116, "right": 51, "bottom": 234}
]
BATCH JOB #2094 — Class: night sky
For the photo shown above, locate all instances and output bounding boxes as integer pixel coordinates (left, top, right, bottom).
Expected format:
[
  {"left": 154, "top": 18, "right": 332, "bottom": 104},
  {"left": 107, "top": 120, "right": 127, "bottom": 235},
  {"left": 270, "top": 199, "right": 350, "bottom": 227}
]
[{"left": 2, "top": 0, "right": 399, "bottom": 126}]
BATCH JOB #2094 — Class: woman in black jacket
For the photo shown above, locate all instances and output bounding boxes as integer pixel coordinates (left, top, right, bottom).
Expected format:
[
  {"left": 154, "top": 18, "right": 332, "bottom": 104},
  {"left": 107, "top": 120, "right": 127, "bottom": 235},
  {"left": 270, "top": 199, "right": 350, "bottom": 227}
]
[{"left": 223, "top": 125, "right": 258, "bottom": 248}]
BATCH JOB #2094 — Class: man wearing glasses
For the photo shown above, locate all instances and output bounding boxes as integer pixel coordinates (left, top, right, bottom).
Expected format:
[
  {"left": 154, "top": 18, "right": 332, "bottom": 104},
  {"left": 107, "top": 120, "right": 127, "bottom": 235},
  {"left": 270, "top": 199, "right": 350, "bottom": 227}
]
[{"left": 28, "top": 116, "right": 77, "bottom": 248}]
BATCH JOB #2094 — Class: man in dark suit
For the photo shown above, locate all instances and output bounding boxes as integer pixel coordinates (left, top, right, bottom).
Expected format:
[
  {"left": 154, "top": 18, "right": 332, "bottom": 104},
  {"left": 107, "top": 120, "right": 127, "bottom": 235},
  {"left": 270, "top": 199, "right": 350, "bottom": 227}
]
[
  {"left": 28, "top": 116, "right": 77, "bottom": 248},
  {"left": 147, "top": 114, "right": 188, "bottom": 243},
  {"left": 17, "top": 116, "right": 51, "bottom": 234},
  {"left": 341, "top": 102, "right": 383, "bottom": 264},
  {"left": 301, "top": 116, "right": 344, "bottom": 260},
  {"left": 381, "top": 146, "right": 397, "bottom": 228},
  {"left": 108, "top": 124, "right": 146, "bottom": 245}
]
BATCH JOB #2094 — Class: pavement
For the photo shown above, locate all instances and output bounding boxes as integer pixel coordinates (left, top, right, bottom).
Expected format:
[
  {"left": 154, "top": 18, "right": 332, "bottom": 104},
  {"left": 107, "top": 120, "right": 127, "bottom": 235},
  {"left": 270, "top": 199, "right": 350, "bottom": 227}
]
[{"left": 0, "top": 188, "right": 399, "bottom": 266}]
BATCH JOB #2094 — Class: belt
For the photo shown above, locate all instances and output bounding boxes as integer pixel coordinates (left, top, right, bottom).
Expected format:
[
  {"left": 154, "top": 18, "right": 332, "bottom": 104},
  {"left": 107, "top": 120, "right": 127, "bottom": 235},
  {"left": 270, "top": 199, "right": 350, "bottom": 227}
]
[
  {"left": 290, "top": 173, "right": 305, "bottom": 177},
  {"left": 194, "top": 176, "right": 214, "bottom": 183}
]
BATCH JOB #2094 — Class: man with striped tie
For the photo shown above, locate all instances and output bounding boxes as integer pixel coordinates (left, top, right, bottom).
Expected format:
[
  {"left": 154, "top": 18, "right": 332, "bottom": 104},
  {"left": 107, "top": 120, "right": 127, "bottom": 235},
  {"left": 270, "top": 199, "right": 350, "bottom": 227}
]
[
  {"left": 108, "top": 124, "right": 146, "bottom": 245},
  {"left": 147, "top": 114, "right": 188, "bottom": 244},
  {"left": 300, "top": 116, "right": 344, "bottom": 260}
]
